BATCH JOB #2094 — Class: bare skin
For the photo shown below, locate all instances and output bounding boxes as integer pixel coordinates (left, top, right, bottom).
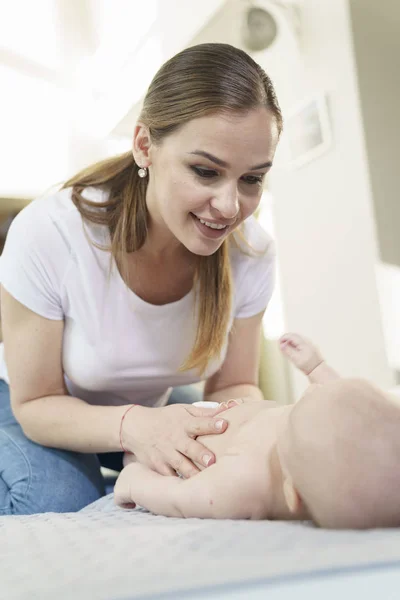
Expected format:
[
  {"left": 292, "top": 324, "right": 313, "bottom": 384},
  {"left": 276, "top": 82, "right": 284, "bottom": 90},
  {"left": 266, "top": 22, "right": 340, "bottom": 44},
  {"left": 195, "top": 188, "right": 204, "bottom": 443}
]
[
  {"left": 117, "top": 402, "right": 291, "bottom": 519},
  {"left": 116, "top": 333, "right": 400, "bottom": 529},
  {"left": 115, "top": 333, "right": 329, "bottom": 519},
  {"left": 1, "top": 108, "right": 279, "bottom": 480}
]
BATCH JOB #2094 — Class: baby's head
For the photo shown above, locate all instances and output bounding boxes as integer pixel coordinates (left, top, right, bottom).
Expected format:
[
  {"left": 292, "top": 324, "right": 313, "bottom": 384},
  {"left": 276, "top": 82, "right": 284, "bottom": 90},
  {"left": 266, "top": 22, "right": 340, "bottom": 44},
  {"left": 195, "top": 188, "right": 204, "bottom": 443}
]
[{"left": 277, "top": 379, "right": 400, "bottom": 529}]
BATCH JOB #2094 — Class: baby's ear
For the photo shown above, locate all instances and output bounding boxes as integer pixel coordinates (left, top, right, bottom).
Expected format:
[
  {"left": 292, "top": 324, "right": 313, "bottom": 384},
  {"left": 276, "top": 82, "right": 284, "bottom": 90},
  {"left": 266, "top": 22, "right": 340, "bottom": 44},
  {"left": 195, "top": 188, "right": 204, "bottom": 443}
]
[{"left": 283, "top": 477, "right": 303, "bottom": 515}]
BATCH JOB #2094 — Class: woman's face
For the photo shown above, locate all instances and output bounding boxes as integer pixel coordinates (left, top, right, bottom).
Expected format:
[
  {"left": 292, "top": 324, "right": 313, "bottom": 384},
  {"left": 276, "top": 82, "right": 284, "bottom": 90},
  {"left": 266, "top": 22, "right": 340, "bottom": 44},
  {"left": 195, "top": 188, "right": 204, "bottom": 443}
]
[{"left": 137, "top": 107, "right": 279, "bottom": 256}]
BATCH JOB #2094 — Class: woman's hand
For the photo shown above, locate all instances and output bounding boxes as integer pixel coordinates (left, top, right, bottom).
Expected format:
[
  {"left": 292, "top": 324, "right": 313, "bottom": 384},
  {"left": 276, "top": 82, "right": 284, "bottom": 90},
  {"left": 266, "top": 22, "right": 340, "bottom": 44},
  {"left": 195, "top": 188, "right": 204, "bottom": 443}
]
[{"left": 121, "top": 404, "right": 228, "bottom": 479}]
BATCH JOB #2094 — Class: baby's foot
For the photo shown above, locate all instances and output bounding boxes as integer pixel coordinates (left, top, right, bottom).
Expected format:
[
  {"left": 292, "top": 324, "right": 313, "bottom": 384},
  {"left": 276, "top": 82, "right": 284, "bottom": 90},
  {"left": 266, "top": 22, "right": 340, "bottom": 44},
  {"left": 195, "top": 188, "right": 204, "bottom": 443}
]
[{"left": 279, "top": 333, "right": 323, "bottom": 376}]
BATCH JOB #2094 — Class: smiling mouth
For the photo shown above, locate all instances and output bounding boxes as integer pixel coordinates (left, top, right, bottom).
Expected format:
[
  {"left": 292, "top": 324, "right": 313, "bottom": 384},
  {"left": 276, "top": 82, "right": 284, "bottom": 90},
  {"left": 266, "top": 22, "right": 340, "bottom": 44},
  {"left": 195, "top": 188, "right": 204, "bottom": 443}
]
[
  {"left": 191, "top": 213, "right": 231, "bottom": 238},
  {"left": 196, "top": 217, "right": 228, "bottom": 230}
]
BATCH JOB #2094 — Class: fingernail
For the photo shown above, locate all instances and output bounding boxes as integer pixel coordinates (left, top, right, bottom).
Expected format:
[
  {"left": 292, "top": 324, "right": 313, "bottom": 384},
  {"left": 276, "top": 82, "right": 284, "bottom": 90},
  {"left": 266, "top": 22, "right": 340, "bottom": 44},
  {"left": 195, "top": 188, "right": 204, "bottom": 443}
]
[
  {"left": 215, "top": 419, "right": 224, "bottom": 431},
  {"left": 203, "top": 454, "right": 212, "bottom": 466}
]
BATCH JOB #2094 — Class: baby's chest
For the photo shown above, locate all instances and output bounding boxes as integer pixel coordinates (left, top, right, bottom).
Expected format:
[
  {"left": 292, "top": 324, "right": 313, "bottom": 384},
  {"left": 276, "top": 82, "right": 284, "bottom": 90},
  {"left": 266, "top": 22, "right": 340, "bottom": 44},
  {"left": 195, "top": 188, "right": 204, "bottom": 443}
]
[{"left": 199, "top": 407, "right": 271, "bottom": 460}]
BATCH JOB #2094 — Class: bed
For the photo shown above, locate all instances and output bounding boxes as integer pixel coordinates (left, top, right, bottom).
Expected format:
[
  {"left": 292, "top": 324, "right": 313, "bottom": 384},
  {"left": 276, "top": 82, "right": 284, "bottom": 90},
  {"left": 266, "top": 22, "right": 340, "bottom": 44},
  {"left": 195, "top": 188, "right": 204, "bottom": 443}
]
[{"left": 2, "top": 493, "right": 400, "bottom": 600}]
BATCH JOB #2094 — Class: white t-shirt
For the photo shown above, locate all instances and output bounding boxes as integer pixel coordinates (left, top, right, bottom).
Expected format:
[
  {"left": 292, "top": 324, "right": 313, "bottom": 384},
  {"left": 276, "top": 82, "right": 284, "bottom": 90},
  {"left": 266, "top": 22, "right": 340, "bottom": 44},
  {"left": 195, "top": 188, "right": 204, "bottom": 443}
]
[{"left": 0, "top": 187, "right": 275, "bottom": 407}]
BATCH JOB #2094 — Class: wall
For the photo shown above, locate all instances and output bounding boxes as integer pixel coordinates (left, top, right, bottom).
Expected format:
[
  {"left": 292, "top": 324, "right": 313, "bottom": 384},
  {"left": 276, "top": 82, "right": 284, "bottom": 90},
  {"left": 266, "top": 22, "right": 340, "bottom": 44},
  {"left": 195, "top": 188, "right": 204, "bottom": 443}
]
[
  {"left": 349, "top": 0, "right": 400, "bottom": 375},
  {"left": 192, "top": 0, "right": 394, "bottom": 399},
  {"left": 267, "top": 0, "right": 394, "bottom": 396},
  {"left": 2, "top": 0, "right": 393, "bottom": 398},
  {"left": 349, "top": 0, "right": 400, "bottom": 268}
]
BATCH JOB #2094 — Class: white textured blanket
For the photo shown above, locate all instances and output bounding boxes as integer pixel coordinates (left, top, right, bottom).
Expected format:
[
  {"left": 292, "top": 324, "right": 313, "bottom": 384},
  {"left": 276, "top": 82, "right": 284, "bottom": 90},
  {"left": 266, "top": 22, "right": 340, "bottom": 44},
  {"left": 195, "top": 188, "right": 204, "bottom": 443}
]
[{"left": 2, "top": 494, "right": 400, "bottom": 600}]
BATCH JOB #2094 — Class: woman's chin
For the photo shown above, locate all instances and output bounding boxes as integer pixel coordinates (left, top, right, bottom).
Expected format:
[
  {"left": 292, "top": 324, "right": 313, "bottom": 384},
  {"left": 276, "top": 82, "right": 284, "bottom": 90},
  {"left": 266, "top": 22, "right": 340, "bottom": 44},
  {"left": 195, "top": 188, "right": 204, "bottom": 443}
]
[
  {"left": 184, "top": 238, "right": 224, "bottom": 256},
  {"left": 175, "top": 221, "right": 228, "bottom": 256}
]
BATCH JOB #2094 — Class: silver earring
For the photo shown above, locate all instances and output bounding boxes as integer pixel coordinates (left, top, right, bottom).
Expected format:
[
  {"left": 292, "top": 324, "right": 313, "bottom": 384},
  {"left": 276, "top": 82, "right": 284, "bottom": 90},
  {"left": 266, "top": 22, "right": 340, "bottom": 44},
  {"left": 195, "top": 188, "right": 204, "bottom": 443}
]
[{"left": 138, "top": 167, "right": 148, "bottom": 178}]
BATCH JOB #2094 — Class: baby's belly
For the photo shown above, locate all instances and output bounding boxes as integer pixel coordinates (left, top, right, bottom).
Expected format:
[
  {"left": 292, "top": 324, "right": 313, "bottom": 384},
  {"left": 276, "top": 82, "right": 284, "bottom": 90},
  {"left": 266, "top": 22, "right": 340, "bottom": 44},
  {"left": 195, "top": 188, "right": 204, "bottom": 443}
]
[{"left": 197, "top": 401, "right": 277, "bottom": 462}]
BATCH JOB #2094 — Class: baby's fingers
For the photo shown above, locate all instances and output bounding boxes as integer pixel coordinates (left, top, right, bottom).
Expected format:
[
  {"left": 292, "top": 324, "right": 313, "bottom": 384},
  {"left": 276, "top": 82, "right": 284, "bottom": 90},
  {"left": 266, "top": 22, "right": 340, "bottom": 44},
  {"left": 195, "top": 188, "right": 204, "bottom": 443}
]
[{"left": 280, "top": 333, "right": 302, "bottom": 348}]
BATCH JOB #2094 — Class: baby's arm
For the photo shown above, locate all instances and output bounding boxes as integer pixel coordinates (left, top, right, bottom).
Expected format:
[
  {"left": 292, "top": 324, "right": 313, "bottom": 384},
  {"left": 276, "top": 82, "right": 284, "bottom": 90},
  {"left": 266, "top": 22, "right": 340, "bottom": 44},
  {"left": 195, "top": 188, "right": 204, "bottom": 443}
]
[
  {"left": 307, "top": 360, "right": 340, "bottom": 384},
  {"left": 114, "top": 455, "right": 267, "bottom": 520},
  {"left": 280, "top": 333, "right": 340, "bottom": 383}
]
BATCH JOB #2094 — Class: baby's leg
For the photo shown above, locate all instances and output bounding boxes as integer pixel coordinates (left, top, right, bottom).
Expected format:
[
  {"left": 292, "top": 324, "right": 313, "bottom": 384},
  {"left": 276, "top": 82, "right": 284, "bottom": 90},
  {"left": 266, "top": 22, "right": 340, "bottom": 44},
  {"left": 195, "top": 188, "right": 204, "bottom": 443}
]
[{"left": 280, "top": 333, "right": 340, "bottom": 383}]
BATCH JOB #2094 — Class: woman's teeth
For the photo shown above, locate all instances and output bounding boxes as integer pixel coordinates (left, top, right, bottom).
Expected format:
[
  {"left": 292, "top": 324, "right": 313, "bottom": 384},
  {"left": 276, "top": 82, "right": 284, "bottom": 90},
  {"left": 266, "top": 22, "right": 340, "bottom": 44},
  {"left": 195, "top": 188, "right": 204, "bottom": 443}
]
[{"left": 198, "top": 218, "right": 227, "bottom": 230}]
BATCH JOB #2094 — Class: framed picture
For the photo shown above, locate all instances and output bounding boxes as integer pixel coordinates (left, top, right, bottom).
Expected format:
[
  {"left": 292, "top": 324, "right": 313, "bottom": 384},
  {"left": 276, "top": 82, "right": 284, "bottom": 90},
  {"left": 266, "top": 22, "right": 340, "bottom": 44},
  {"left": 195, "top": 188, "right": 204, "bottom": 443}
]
[{"left": 284, "top": 94, "right": 332, "bottom": 169}]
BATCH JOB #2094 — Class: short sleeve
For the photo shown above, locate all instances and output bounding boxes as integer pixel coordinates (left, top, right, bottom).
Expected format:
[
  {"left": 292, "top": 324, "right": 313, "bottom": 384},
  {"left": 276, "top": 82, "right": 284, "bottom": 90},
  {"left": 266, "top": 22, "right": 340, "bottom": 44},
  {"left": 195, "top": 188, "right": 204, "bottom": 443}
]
[
  {"left": 234, "top": 246, "right": 276, "bottom": 319},
  {"left": 0, "top": 201, "right": 68, "bottom": 320}
]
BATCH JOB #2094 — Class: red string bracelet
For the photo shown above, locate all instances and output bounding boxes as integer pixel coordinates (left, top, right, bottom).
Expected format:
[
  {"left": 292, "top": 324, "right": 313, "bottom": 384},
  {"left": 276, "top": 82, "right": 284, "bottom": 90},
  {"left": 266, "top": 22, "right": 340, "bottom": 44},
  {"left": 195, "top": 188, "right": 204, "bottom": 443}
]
[{"left": 119, "top": 404, "right": 136, "bottom": 452}]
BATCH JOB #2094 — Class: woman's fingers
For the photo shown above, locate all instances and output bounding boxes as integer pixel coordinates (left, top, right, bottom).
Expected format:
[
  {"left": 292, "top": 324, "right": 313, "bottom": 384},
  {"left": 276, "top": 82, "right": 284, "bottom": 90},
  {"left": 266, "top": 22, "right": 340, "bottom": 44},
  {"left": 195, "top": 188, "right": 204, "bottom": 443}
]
[
  {"left": 168, "top": 448, "right": 201, "bottom": 479},
  {"left": 185, "top": 413, "right": 227, "bottom": 438},
  {"left": 148, "top": 448, "right": 179, "bottom": 477},
  {"left": 186, "top": 404, "right": 226, "bottom": 418},
  {"left": 125, "top": 404, "right": 228, "bottom": 479},
  {"left": 180, "top": 435, "right": 219, "bottom": 470},
  {"left": 151, "top": 442, "right": 202, "bottom": 479},
  {"left": 153, "top": 461, "right": 177, "bottom": 477},
  {"left": 185, "top": 406, "right": 228, "bottom": 438}
]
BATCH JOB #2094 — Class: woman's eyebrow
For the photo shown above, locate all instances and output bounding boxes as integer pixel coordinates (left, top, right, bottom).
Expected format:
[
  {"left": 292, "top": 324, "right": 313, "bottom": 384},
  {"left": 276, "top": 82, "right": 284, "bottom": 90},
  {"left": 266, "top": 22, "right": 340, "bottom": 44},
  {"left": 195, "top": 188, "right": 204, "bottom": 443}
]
[{"left": 188, "top": 150, "right": 272, "bottom": 171}]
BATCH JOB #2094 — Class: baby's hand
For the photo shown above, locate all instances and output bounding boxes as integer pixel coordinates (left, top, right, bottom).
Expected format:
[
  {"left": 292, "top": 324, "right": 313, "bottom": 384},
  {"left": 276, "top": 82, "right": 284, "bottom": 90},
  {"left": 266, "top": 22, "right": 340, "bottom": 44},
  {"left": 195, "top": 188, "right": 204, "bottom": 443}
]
[
  {"left": 218, "top": 397, "right": 264, "bottom": 411},
  {"left": 220, "top": 398, "right": 245, "bottom": 410},
  {"left": 114, "top": 463, "right": 138, "bottom": 509},
  {"left": 279, "top": 333, "right": 323, "bottom": 375}
]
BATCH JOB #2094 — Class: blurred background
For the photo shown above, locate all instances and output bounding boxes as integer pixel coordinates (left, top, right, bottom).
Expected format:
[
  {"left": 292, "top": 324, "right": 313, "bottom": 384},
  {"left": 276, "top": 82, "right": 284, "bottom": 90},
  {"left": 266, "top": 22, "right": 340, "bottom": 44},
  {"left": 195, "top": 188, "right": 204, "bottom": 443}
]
[{"left": 0, "top": 0, "right": 399, "bottom": 403}]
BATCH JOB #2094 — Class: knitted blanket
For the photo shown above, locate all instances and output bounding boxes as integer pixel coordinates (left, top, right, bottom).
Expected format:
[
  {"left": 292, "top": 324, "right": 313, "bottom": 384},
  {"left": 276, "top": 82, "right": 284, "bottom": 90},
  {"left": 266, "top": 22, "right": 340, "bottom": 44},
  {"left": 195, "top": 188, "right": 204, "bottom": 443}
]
[{"left": 2, "top": 494, "right": 400, "bottom": 600}]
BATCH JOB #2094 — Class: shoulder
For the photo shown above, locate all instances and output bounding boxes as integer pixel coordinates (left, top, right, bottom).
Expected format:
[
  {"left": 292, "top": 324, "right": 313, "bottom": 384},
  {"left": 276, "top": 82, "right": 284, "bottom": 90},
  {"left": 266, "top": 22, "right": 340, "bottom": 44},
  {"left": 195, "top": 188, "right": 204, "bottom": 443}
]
[
  {"left": 9, "top": 188, "right": 76, "bottom": 240},
  {"left": 0, "top": 187, "right": 110, "bottom": 319},
  {"left": 1, "top": 188, "right": 83, "bottom": 281},
  {"left": 2, "top": 187, "right": 103, "bottom": 283},
  {"left": 8, "top": 186, "right": 108, "bottom": 250}
]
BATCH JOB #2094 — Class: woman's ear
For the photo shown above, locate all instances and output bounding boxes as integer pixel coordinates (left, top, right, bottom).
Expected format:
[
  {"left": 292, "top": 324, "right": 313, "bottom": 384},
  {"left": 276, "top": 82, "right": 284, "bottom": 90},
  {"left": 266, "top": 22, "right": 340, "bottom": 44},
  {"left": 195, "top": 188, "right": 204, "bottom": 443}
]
[
  {"left": 283, "top": 477, "right": 303, "bottom": 515},
  {"left": 132, "top": 123, "right": 152, "bottom": 168}
]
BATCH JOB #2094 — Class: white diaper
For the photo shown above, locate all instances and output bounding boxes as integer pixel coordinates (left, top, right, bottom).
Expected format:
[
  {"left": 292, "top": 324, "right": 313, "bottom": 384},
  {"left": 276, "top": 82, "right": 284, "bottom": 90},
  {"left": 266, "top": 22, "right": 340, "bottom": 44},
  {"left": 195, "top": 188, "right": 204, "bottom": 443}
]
[{"left": 192, "top": 401, "right": 220, "bottom": 408}]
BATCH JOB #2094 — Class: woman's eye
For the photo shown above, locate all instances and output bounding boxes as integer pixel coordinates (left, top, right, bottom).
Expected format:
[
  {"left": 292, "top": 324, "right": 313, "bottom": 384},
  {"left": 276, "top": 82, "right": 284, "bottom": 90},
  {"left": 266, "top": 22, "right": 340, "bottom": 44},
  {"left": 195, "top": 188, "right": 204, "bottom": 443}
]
[
  {"left": 241, "top": 175, "right": 264, "bottom": 185},
  {"left": 191, "top": 166, "right": 219, "bottom": 179}
]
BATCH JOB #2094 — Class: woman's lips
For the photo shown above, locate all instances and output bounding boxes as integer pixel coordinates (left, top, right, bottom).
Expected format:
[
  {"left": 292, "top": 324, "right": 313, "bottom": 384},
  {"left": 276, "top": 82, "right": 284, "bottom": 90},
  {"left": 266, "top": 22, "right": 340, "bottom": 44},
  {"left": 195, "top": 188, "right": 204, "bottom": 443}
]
[{"left": 191, "top": 213, "right": 230, "bottom": 239}]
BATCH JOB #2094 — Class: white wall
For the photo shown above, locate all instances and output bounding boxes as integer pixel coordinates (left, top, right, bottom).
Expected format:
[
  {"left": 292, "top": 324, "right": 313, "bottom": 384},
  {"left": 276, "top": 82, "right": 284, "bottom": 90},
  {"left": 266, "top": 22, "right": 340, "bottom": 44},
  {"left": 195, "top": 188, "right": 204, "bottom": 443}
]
[
  {"left": 0, "top": 0, "right": 226, "bottom": 198},
  {"left": 2, "top": 0, "right": 393, "bottom": 396},
  {"left": 349, "top": 0, "right": 400, "bottom": 268},
  {"left": 0, "top": 0, "right": 104, "bottom": 198},
  {"left": 189, "top": 0, "right": 394, "bottom": 396},
  {"left": 349, "top": 0, "right": 400, "bottom": 377},
  {"left": 267, "top": 0, "right": 394, "bottom": 396}
]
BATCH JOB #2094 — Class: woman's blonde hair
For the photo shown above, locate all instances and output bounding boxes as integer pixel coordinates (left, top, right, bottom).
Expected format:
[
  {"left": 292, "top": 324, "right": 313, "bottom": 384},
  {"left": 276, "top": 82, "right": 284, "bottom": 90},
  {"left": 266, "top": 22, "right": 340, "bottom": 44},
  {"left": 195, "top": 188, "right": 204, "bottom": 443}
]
[{"left": 63, "top": 43, "right": 282, "bottom": 373}]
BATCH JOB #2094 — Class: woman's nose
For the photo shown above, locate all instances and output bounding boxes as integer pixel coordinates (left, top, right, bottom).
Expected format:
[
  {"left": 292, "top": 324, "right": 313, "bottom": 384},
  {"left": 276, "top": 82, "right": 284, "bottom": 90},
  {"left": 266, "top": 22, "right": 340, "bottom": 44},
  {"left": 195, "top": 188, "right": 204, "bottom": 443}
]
[{"left": 210, "top": 186, "right": 240, "bottom": 220}]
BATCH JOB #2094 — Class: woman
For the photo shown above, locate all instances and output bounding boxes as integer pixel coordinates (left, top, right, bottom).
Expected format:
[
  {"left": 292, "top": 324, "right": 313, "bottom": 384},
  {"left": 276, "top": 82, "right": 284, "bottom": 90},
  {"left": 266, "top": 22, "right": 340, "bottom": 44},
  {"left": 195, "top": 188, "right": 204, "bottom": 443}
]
[{"left": 0, "top": 43, "right": 282, "bottom": 514}]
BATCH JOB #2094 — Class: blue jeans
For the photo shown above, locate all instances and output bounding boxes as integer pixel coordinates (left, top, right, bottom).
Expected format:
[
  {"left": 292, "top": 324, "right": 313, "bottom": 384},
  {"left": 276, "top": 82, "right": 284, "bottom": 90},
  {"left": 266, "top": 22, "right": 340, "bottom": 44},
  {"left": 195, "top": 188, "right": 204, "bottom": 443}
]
[{"left": 0, "top": 380, "right": 201, "bottom": 515}]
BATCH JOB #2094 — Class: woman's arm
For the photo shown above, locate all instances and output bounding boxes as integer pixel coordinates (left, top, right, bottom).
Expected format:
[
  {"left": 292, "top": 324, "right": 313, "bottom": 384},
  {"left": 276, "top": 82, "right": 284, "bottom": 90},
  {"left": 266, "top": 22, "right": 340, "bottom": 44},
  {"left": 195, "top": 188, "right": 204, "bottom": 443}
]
[
  {"left": 1, "top": 288, "right": 227, "bottom": 475},
  {"left": 1, "top": 286, "right": 127, "bottom": 452},
  {"left": 204, "top": 311, "right": 265, "bottom": 403}
]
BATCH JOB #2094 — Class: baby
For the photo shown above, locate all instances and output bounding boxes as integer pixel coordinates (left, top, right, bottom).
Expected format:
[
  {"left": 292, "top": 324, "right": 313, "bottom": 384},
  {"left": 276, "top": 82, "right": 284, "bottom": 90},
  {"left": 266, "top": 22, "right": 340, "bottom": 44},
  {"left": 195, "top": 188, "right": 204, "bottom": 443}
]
[{"left": 115, "top": 334, "right": 400, "bottom": 529}]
